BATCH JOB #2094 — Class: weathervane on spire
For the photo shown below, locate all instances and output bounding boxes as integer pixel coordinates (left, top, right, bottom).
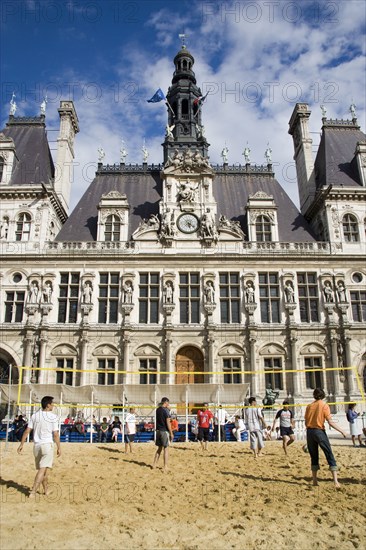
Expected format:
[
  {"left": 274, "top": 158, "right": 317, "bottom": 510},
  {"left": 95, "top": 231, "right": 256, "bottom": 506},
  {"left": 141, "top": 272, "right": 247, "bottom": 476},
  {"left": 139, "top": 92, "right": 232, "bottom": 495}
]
[{"left": 179, "top": 33, "right": 188, "bottom": 48}]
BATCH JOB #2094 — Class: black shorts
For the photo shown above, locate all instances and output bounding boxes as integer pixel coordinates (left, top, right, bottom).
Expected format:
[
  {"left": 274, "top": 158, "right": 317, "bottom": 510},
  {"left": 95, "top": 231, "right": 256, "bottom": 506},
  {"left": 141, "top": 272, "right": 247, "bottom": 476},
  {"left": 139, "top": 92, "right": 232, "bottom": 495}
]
[
  {"left": 280, "top": 427, "right": 294, "bottom": 437},
  {"left": 124, "top": 433, "right": 135, "bottom": 443},
  {"left": 198, "top": 427, "right": 210, "bottom": 442}
]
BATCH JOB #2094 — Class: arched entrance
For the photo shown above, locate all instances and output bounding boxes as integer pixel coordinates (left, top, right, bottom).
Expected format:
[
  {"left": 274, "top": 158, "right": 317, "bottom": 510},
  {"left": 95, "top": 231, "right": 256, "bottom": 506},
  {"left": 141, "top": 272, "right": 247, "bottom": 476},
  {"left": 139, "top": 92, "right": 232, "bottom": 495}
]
[
  {"left": 0, "top": 358, "right": 19, "bottom": 384},
  {"left": 175, "top": 346, "right": 204, "bottom": 384}
]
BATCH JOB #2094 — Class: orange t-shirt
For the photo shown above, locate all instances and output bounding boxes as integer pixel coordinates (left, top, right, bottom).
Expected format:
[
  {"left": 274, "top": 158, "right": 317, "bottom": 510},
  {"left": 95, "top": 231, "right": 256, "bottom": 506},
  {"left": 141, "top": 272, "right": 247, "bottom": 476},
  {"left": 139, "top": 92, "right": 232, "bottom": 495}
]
[
  {"left": 305, "top": 400, "right": 331, "bottom": 429},
  {"left": 170, "top": 419, "right": 179, "bottom": 431}
]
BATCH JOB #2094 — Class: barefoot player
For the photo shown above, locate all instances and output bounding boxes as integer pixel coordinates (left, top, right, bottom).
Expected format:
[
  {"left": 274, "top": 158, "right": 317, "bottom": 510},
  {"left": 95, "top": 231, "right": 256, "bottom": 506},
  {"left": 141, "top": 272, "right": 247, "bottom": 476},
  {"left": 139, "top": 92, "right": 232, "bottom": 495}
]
[{"left": 17, "top": 396, "right": 61, "bottom": 497}]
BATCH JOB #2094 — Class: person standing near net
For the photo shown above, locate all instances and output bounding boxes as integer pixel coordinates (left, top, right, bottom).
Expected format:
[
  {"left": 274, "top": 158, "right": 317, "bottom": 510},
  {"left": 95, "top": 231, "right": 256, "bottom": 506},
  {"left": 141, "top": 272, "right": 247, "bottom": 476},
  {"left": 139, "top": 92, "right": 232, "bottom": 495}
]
[
  {"left": 124, "top": 407, "right": 137, "bottom": 453},
  {"left": 153, "top": 397, "right": 173, "bottom": 472},
  {"left": 17, "top": 396, "right": 61, "bottom": 498},
  {"left": 304, "top": 388, "right": 347, "bottom": 488},
  {"left": 197, "top": 403, "right": 214, "bottom": 451},
  {"left": 245, "top": 397, "right": 267, "bottom": 458},
  {"left": 271, "top": 400, "right": 296, "bottom": 455}
]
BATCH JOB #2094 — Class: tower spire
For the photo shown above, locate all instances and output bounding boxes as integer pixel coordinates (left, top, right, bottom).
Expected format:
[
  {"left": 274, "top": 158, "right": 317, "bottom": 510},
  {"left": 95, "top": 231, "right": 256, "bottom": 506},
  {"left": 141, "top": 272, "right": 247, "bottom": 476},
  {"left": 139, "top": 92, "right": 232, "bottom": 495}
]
[{"left": 163, "top": 46, "right": 209, "bottom": 163}]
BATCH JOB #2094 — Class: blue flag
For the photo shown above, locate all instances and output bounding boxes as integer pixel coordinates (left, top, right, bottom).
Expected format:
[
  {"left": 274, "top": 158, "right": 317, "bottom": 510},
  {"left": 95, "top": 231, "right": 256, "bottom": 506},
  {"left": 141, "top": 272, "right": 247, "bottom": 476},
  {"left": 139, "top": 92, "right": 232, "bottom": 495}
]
[{"left": 147, "top": 88, "right": 165, "bottom": 103}]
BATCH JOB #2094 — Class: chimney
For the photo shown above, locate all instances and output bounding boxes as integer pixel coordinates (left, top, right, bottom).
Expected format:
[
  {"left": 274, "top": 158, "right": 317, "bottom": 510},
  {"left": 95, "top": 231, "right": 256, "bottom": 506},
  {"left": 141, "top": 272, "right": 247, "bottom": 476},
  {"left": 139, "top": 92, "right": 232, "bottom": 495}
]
[
  {"left": 55, "top": 100, "right": 79, "bottom": 212},
  {"left": 288, "top": 103, "right": 316, "bottom": 214}
]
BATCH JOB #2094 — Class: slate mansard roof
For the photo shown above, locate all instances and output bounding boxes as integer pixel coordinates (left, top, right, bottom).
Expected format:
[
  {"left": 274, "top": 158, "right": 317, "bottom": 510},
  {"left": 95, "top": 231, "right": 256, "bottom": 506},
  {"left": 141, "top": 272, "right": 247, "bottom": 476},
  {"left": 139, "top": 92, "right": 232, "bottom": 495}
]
[
  {"left": 56, "top": 168, "right": 316, "bottom": 242},
  {"left": 314, "top": 120, "right": 366, "bottom": 188},
  {"left": 1, "top": 116, "right": 55, "bottom": 185}
]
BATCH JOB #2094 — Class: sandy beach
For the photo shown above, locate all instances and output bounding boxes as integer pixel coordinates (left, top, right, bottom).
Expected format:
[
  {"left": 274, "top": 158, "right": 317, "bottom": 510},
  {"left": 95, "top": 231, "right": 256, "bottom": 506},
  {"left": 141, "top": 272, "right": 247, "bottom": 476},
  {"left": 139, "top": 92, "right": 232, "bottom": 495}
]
[{"left": 1, "top": 439, "right": 365, "bottom": 550}]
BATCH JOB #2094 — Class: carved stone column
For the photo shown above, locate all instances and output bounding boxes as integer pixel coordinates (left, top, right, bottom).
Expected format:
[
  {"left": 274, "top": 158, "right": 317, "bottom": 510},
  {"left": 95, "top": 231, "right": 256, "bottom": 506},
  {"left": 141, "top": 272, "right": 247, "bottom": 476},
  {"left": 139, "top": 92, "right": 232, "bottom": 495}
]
[
  {"left": 79, "top": 333, "right": 89, "bottom": 386},
  {"left": 207, "top": 334, "right": 215, "bottom": 383},
  {"left": 344, "top": 334, "right": 355, "bottom": 395},
  {"left": 249, "top": 332, "right": 257, "bottom": 397},
  {"left": 123, "top": 334, "right": 131, "bottom": 384},
  {"left": 290, "top": 333, "right": 301, "bottom": 398},
  {"left": 38, "top": 335, "right": 48, "bottom": 384},
  {"left": 164, "top": 331, "right": 172, "bottom": 385},
  {"left": 330, "top": 335, "right": 340, "bottom": 400},
  {"left": 23, "top": 333, "right": 34, "bottom": 383}
]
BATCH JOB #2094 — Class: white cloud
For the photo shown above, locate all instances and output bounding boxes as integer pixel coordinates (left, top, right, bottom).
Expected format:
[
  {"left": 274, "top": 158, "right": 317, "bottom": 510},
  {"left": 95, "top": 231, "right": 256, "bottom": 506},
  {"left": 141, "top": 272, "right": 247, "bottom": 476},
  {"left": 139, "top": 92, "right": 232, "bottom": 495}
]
[{"left": 23, "top": 0, "right": 365, "bottom": 211}]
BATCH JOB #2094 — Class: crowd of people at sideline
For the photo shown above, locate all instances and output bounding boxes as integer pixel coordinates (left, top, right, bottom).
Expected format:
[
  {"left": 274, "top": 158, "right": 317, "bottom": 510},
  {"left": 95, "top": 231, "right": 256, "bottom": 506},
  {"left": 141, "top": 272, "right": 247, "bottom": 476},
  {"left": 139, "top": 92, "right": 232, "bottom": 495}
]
[{"left": 4, "top": 400, "right": 366, "bottom": 450}]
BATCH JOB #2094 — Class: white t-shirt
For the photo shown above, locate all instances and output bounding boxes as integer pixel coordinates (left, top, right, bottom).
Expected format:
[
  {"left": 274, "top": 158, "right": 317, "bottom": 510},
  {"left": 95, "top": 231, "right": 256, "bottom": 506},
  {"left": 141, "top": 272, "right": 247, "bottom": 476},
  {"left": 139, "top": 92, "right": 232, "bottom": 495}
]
[
  {"left": 28, "top": 409, "right": 59, "bottom": 445},
  {"left": 245, "top": 407, "right": 263, "bottom": 431},
  {"left": 125, "top": 413, "right": 136, "bottom": 435},
  {"left": 216, "top": 409, "right": 228, "bottom": 425},
  {"left": 235, "top": 418, "right": 246, "bottom": 431}
]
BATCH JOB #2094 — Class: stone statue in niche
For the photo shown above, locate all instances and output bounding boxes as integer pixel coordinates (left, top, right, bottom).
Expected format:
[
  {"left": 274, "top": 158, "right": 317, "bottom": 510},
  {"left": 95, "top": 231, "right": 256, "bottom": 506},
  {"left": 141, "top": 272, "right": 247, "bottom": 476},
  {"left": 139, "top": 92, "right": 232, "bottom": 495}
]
[
  {"left": 28, "top": 282, "right": 39, "bottom": 304},
  {"left": 0, "top": 217, "right": 9, "bottom": 240},
  {"left": 323, "top": 281, "right": 334, "bottom": 303},
  {"left": 164, "top": 281, "right": 174, "bottom": 303},
  {"left": 82, "top": 281, "right": 93, "bottom": 304},
  {"left": 204, "top": 281, "right": 215, "bottom": 303},
  {"left": 123, "top": 281, "right": 133, "bottom": 303},
  {"left": 337, "top": 281, "right": 347, "bottom": 302},
  {"left": 284, "top": 281, "right": 295, "bottom": 303},
  {"left": 42, "top": 282, "right": 53, "bottom": 303},
  {"left": 245, "top": 281, "right": 255, "bottom": 303}
]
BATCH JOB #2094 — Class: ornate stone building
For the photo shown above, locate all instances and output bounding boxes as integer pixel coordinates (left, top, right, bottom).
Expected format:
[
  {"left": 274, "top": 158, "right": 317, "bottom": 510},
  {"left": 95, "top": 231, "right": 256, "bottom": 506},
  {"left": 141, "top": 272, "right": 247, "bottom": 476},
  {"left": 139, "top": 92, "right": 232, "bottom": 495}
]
[{"left": 0, "top": 46, "right": 365, "bottom": 410}]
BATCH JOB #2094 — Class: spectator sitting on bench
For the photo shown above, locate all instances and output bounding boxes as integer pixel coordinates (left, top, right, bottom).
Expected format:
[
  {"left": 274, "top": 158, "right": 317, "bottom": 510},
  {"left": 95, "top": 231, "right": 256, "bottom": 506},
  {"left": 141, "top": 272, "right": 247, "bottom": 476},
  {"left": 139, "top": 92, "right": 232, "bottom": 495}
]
[
  {"left": 61, "top": 414, "right": 74, "bottom": 436},
  {"left": 111, "top": 416, "right": 122, "bottom": 442},
  {"left": 14, "top": 414, "right": 28, "bottom": 442},
  {"left": 232, "top": 415, "right": 246, "bottom": 442},
  {"left": 99, "top": 417, "right": 109, "bottom": 443},
  {"left": 74, "top": 412, "right": 86, "bottom": 438}
]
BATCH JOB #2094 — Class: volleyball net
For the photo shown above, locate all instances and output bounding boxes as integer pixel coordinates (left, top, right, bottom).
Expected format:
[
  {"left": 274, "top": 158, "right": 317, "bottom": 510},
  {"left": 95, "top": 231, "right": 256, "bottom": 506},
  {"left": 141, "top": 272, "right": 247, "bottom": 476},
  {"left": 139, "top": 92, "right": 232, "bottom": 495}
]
[{"left": 2, "top": 364, "right": 365, "bottom": 413}]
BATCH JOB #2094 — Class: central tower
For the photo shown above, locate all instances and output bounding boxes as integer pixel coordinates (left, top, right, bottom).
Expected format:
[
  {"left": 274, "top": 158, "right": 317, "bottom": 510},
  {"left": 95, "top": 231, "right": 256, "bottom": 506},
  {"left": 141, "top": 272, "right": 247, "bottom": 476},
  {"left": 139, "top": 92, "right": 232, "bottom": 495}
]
[{"left": 163, "top": 45, "right": 209, "bottom": 163}]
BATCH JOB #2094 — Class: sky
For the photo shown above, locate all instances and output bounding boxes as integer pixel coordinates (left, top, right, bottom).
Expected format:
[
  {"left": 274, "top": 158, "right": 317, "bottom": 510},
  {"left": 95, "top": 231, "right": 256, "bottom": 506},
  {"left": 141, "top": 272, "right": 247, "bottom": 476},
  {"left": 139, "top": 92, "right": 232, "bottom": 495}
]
[{"left": 1, "top": 0, "right": 365, "bottom": 209}]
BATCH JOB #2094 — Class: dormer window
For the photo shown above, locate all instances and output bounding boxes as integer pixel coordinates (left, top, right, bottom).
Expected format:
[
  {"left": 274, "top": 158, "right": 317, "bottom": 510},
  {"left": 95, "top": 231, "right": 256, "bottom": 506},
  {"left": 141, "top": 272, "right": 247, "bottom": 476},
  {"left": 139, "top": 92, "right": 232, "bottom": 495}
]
[
  {"left": 97, "top": 191, "right": 129, "bottom": 242},
  {"left": 105, "top": 214, "right": 121, "bottom": 241},
  {"left": 15, "top": 212, "right": 31, "bottom": 241},
  {"left": 343, "top": 214, "right": 359, "bottom": 242},
  {"left": 256, "top": 215, "right": 272, "bottom": 242}
]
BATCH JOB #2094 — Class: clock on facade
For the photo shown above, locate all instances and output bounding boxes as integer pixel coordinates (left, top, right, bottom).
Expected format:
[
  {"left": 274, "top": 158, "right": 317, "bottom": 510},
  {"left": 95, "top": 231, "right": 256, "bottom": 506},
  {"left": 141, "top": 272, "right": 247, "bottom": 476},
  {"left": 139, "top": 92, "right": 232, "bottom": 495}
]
[{"left": 177, "top": 213, "right": 199, "bottom": 233}]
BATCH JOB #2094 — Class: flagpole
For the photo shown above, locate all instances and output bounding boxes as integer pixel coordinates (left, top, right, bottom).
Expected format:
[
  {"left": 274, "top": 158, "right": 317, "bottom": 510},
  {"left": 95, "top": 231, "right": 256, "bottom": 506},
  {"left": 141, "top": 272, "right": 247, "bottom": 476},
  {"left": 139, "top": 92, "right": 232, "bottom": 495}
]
[
  {"left": 165, "top": 100, "right": 175, "bottom": 118},
  {"left": 194, "top": 91, "right": 210, "bottom": 118}
]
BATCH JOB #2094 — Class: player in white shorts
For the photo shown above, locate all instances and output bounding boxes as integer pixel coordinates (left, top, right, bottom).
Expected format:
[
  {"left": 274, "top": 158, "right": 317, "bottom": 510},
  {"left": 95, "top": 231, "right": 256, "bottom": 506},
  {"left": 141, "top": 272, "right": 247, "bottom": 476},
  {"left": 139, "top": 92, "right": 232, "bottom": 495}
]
[{"left": 18, "top": 396, "right": 61, "bottom": 498}]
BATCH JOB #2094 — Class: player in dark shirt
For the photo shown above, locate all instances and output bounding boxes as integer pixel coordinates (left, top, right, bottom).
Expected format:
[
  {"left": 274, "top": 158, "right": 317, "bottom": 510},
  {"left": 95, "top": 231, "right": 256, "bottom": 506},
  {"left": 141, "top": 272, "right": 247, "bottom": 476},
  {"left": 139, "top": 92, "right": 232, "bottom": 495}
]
[{"left": 153, "top": 397, "right": 173, "bottom": 472}]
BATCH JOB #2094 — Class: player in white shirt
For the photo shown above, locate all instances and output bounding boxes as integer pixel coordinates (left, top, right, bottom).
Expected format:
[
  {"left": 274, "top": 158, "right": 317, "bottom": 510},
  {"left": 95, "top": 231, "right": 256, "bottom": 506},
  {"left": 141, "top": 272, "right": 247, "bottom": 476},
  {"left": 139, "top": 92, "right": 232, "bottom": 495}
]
[
  {"left": 18, "top": 396, "right": 61, "bottom": 498},
  {"left": 124, "top": 407, "right": 137, "bottom": 453}
]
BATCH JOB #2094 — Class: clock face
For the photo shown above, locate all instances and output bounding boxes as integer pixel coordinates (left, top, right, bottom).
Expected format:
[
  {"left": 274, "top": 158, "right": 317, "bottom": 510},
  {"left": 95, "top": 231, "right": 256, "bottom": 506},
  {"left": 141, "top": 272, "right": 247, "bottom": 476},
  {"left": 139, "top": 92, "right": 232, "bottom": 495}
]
[{"left": 177, "top": 213, "right": 199, "bottom": 233}]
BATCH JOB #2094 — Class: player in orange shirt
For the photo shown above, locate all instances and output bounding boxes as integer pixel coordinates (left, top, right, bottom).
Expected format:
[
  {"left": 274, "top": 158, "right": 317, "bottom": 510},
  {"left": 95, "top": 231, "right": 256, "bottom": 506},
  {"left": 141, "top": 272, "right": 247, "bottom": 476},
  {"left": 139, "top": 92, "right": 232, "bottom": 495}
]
[{"left": 305, "top": 388, "right": 347, "bottom": 488}]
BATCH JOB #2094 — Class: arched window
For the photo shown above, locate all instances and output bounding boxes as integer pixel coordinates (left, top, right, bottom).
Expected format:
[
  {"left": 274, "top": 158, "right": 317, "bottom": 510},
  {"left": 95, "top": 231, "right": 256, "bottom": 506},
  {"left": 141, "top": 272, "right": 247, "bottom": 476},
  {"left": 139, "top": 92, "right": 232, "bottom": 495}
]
[
  {"left": 104, "top": 214, "right": 121, "bottom": 241},
  {"left": 342, "top": 214, "right": 359, "bottom": 242},
  {"left": 15, "top": 212, "right": 31, "bottom": 241},
  {"left": 255, "top": 215, "right": 272, "bottom": 241},
  {"left": 181, "top": 99, "right": 188, "bottom": 116}
]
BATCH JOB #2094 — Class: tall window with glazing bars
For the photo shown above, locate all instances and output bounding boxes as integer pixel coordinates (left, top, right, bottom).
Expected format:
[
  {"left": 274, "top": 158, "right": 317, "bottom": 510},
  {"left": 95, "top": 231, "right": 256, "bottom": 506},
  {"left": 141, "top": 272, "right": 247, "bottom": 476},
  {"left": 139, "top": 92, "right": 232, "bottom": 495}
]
[
  {"left": 98, "top": 273, "right": 119, "bottom": 323},
  {"left": 138, "top": 273, "right": 159, "bottom": 323},
  {"left": 219, "top": 272, "right": 240, "bottom": 323},
  {"left": 259, "top": 272, "right": 280, "bottom": 323},
  {"left": 179, "top": 273, "right": 200, "bottom": 323},
  {"left": 297, "top": 272, "right": 319, "bottom": 322},
  {"left": 58, "top": 273, "right": 80, "bottom": 323}
]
